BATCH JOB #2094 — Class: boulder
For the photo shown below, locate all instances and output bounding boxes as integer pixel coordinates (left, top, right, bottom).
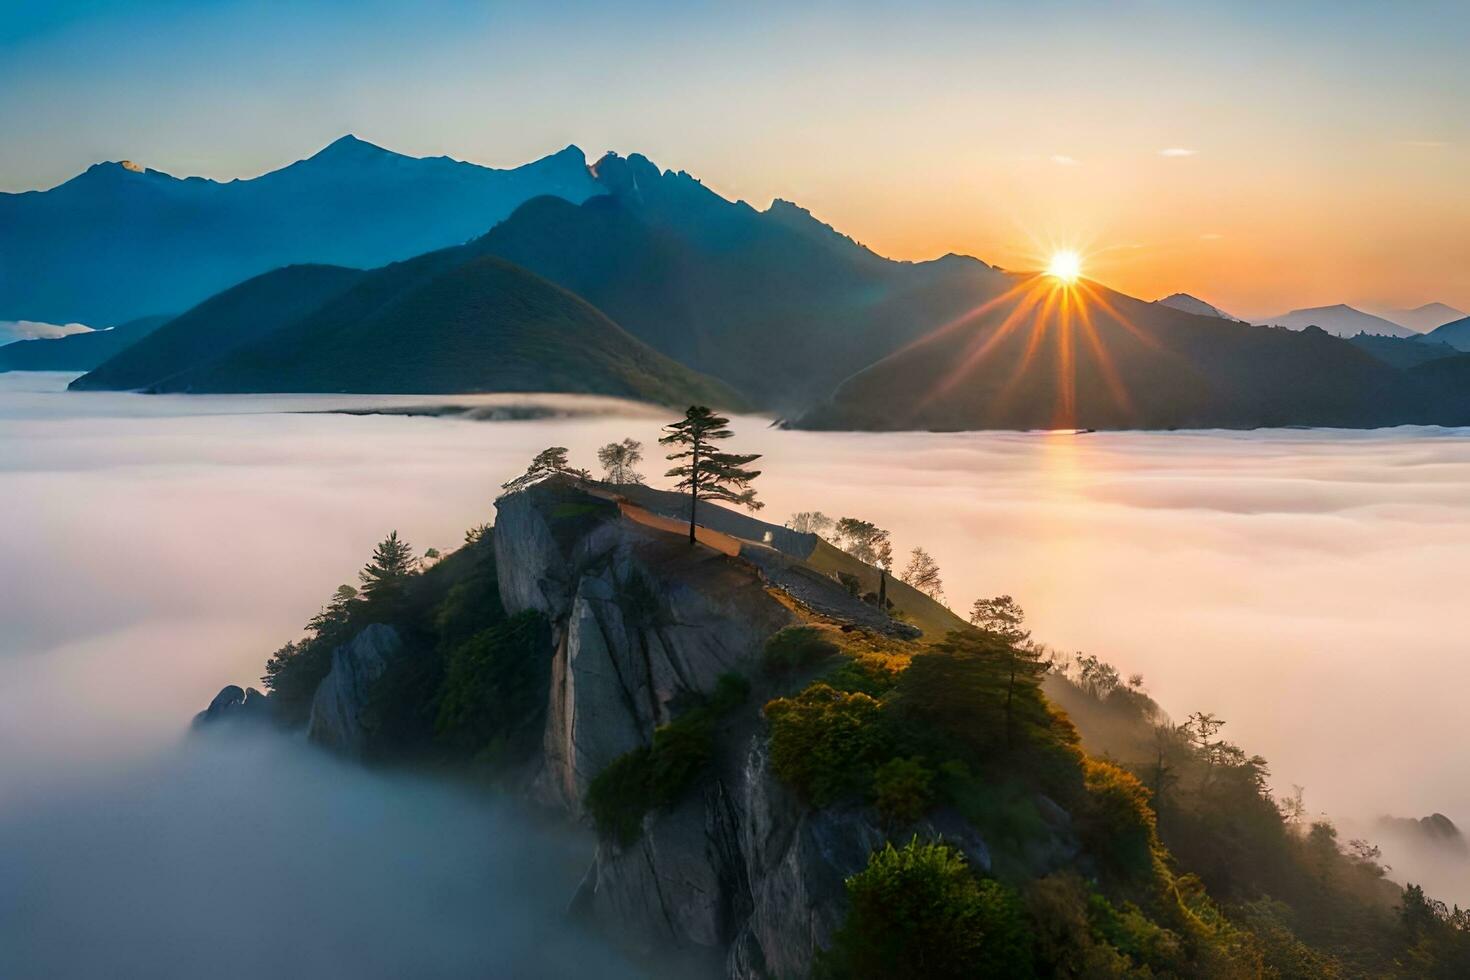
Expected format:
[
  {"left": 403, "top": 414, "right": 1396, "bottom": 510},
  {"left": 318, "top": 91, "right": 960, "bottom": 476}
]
[{"left": 192, "top": 684, "right": 276, "bottom": 728}]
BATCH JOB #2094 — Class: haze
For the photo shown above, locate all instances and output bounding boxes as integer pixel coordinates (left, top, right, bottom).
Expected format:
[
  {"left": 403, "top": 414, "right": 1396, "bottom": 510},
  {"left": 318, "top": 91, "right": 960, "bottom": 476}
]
[{"left": 2, "top": 1, "right": 1468, "bottom": 317}]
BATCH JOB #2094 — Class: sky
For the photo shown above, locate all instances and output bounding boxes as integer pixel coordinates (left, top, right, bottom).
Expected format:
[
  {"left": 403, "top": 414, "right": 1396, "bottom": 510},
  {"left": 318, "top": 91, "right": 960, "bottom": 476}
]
[{"left": 2, "top": 0, "right": 1467, "bottom": 318}]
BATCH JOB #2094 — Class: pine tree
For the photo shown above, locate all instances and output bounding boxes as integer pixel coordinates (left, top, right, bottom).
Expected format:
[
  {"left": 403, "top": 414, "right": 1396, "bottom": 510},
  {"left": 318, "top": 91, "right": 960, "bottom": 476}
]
[
  {"left": 660, "top": 406, "right": 762, "bottom": 544},
  {"left": 501, "top": 446, "right": 586, "bottom": 494},
  {"left": 900, "top": 546, "right": 945, "bottom": 601},
  {"left": 597, "top": 438, "right": 645, "bottom": 484},
  {"left": 359, "top": 530, "right": 417, "bottom": 608}
]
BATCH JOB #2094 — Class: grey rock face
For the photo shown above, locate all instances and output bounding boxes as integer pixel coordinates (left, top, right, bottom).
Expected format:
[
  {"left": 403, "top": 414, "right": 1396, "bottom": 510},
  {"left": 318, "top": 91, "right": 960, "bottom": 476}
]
[
  {"left": 493, "top": 480, "right": 996, "bottom": 977},
  {"left": 305, "top": 623, "right": 404, "bottom": 758},
  {"left": 495, "top": 481, "right": 796, "bottom": 811}
]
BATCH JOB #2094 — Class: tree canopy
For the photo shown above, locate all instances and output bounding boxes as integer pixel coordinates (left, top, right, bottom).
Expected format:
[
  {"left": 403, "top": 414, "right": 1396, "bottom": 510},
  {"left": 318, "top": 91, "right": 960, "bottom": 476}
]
[{"left": 597, "top": 438, "right": 644, "bottom": 484}]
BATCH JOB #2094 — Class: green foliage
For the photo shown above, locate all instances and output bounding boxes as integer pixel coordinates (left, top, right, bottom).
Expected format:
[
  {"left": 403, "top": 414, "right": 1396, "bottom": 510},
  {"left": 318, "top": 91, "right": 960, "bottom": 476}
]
[
  {"left": 818, "top": 838, "right": 1034, "bottom": 979},
  {"left": 660, "top": 406, "right": 763, "bottom": 541},
  {"left": 260, "top": 582, "right": 359, "bottom": 724},
  {"left": 1079, "top": 758, "right": 1159, "bottom": 881},
  {"left": 873, "top": 757, "right": 935, "bottom": 827},
  {"left": 358, "top": 530, "right": 417, "bottom": 613},
  {"left": 586, "top": 672, "right": 749, "bottom": 845},
  {"left": 763, "top": 683, "right": 894, "bottom": 807},
  {"left": 434, "top": 611, "right": 551, "bottom": 762},
  {"left": 761, "top": 625, "right": 840, "bottom": 675},
  {"left": 895, "top": 631, "right": 1073, "bottom": 780}
]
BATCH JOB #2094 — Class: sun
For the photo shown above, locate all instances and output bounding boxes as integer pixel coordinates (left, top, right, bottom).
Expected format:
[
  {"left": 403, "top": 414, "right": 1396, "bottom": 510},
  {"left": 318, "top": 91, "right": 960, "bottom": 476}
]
[{"left": 1047, "top": 250, "right": 1082, "bottom": 283}]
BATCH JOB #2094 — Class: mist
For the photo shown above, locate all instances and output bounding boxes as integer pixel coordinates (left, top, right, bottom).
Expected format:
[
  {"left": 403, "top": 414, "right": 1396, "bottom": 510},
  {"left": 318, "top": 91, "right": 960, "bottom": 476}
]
[{"left": 4, "top": 371, "right": 1470, "bottom": 967}]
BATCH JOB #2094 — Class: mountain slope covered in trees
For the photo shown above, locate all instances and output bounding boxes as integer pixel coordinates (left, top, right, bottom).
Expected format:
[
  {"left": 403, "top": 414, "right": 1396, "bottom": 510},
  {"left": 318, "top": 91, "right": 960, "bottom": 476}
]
[
  {"left": 797, "top": 278, "right": 1470, "bottom": 431},
  {"left": 162, "top": 255, "right": 741, "bottom": 404}
]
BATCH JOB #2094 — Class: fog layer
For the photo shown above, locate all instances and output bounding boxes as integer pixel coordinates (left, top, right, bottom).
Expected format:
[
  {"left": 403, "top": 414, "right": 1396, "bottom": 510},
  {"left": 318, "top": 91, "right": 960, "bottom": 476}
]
[{"left": 4, "top": 371, "right": 1470, "bottom": 962}]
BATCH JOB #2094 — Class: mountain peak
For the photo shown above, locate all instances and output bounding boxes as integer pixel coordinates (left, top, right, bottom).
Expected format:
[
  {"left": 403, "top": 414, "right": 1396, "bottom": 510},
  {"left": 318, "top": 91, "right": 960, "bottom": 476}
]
[
  {"left": 1155, "top": 292, "right": 1242, "bottom": 322},
  {"left": 310, "top": 134, "right": 395, "bottom": 162}
]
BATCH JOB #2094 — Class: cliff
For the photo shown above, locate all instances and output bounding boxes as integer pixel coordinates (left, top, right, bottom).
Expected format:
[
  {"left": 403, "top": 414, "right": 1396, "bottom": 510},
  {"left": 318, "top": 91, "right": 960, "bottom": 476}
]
[
  {"left": 492, "top": 478, "right": 917, "bottom": 975},
  {"left": 194, "top": 475, "right": 1452, "bottom": 977}
]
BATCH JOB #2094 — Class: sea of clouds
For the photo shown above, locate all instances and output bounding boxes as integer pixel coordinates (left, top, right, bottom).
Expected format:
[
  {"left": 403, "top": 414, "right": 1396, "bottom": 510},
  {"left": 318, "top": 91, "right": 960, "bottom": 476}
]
[{"left": 3, "top": 371, "right": 1470, "bottom": 973}]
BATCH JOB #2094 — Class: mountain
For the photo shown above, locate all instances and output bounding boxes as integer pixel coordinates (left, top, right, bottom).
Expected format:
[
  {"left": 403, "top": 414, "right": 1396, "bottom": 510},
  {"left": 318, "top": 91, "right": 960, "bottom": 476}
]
[
  {"left": 0, "top": 136, "right": 601, "bottom": 325},
  {"left": 73, "top": 251, "right": 738, "bottom": 406},
  {"left": 1154, "top": 292, "right": 1242, "bottom": 321},
  {"left": 72, "top": 265, "right": 365, "bottom": 391},
  {"left": 1349, "top": 333, "right": 1461, "bottom": 370},
  {"left": 796, "top": 277, "right": 1470, "bottom": 431},
  {"left": 1261, "top": 304, "right": 1418, "bottom": 338},
  {"left": 1423, "top": 315, "right": 1470, "bottom": 352},
  {"left": 1378, "top": 302, "right": 1466, "bottom": 333},
  {"left": 163, "top": 256, "right": 741, "bottom": 404},
  {"left": 194, "top": 475, "right": 1470, "bottom": 976},
  {"left": 0, "top": 314, "right": 171, "bottom": 372},
  {"left": 473, "top": 153, "right": 1012, "bottom": 408}
]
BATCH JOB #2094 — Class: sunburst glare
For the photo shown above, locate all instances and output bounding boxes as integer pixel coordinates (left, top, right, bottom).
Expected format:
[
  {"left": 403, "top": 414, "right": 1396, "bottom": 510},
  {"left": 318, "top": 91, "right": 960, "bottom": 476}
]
[{"left": 1047, "top": 250, "right": 1082, "bottom": 283}]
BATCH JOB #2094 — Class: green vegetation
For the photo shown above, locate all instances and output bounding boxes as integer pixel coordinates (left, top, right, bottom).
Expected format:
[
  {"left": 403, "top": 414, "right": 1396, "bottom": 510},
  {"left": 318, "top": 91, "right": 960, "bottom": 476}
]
[
  {"left": 586, "top": 673, "right": 750, "bottom": 845},
  {"left": 760, "top": 625, "right": 840, "bottom": 675},
  {"left": 817, "top": 838, "right": 1033, "bottom": 979},
  {"left": 435, "top": 611, "right": 551, "bottom": 762}
]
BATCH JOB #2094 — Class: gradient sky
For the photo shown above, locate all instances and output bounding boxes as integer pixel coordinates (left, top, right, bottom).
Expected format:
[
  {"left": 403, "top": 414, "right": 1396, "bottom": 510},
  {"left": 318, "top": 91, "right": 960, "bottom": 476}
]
[{"left": 2, "top": 0, "right": 1467, "bottom": 318}]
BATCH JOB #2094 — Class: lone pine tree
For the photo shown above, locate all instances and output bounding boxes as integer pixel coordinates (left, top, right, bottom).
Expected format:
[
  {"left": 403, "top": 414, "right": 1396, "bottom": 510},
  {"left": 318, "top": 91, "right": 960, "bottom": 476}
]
[{"left": 660, "top": 406, "right": 763, "bottom": 544}]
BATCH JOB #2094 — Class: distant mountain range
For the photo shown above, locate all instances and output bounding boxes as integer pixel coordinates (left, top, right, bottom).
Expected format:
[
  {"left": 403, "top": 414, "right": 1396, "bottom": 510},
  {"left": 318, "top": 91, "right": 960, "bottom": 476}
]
[
  {"left": 72, "top": 146, "right": 1012, "bottom": 409},
  {"left": 1154, "top": 293, "right": 1243, "bottom": 322},
  {"left": 797, "top": 281, "right": 1470, "bottom": 431},
  {"left": 27, "top": 135, "right": 1470, "bottom": 429},
  {"left": 1422, "top": 315, "right": 1470, "bottom": 352},
  {"left": 0, "top": 136, "right": 600, "bottom": 325},
  {"left": 1377, "top": 302, "right": 1465, "bottom": 333},
  {"left": 0, "top": 315, "right": 172, "bottom": 372},
  {"left": 1261, "top": 304, "right": 1418, "bottom": 339}
]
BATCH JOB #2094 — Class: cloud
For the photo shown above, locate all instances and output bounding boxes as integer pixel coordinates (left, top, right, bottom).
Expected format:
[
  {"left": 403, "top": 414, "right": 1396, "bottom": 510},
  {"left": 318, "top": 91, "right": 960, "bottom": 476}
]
[
  {"left": 0, "top": 320, "right": 94, "bottom": 344},
  {"left": 1200, "top": 232, "right": 1224, "bottom": 240},
  {"left": 1398, "top": 139, "right": 1449, "bottom": 148},
  {"left": 1159, "top": 147, "right": 1198, "bottom": 158},
  {"left": 1050, "top": 154, "right": 1081, "bottom": 166}
]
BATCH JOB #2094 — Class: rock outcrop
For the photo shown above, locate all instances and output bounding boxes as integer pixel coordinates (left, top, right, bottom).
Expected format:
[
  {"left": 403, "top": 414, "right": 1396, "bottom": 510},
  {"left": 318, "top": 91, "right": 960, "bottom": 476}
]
[
  {"left": 493, "top": 478, "right": 948, "bottom": 976},
  {"left": 305, "top": 623, "right": 404, "bottom": 758},
  {"left": 192, "top": 684, "right": 276, "bottom": 728}
]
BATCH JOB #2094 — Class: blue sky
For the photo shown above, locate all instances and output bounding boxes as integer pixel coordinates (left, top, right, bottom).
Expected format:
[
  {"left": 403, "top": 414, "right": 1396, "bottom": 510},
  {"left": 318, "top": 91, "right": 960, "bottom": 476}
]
[{"left": 3, "top": 0, "right": 1467, "bottom": 313}]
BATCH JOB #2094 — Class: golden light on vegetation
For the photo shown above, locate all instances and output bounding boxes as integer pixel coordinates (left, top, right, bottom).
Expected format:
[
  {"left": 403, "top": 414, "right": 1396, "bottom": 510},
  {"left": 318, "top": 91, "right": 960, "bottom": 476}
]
[{"left": 1047, "top": 250, "right": 1082, "bottom": 283}]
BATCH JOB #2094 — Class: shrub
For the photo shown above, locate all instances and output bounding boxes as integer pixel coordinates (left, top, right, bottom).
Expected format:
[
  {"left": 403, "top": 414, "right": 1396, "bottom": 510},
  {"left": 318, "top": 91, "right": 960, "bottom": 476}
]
[
  {"left": 762, "top": 626, "right": 840, "bottom": 674},
  {"left": 873, "top": 756, "right": 935, "bottom": 827},
  {"left": 764, "top": 683, "right": 893, "bottom": 806},
  {"left": 818, "top": 838, "right": 1034, "bottom": 979},
  {"left": 586, "top": 672, "right": 749, "bottom": 845},
  {"left": 823, "top": 652, "right": 905, "bottom": 697}
]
